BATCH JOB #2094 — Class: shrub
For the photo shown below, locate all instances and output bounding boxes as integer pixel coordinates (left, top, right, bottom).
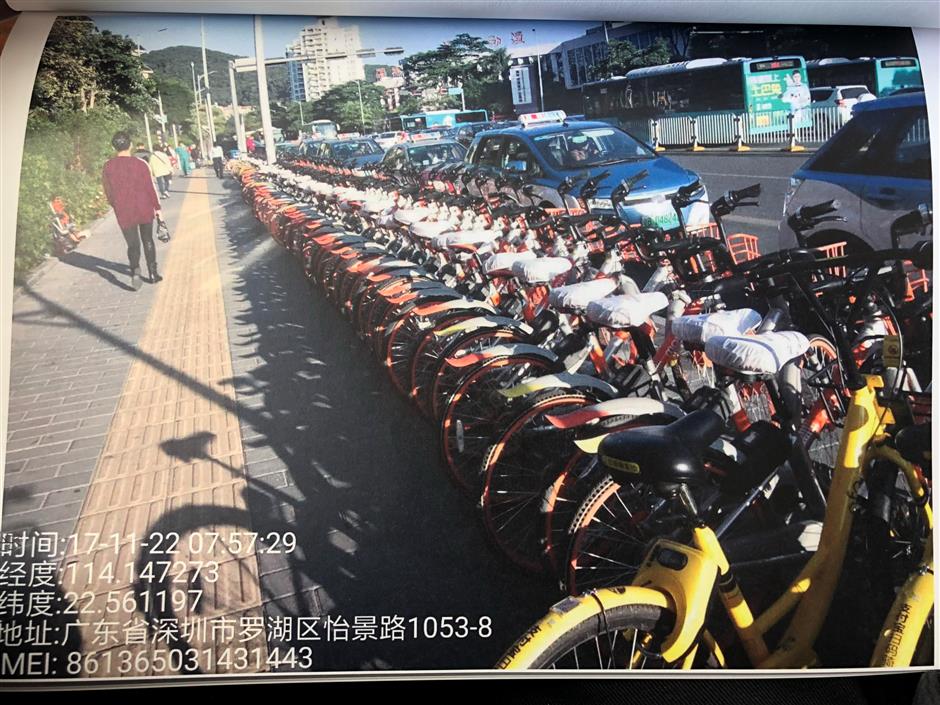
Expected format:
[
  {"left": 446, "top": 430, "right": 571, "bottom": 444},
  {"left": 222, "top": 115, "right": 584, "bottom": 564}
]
[{"left": 14, "top": 105, "right": 135, "bottom": 282}]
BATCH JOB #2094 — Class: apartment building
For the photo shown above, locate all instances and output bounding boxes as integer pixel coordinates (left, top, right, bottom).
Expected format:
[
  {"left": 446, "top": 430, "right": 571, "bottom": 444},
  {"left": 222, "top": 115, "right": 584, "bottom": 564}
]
[{"left": 287, "top": 17, "right": 366, "bottom": 102}]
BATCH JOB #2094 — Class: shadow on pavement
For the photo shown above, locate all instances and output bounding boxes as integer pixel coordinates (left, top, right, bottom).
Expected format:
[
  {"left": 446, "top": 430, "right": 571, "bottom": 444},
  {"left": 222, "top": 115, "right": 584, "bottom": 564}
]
[{"left": 213, "top": 178, "right": 558, "bottom": 671}]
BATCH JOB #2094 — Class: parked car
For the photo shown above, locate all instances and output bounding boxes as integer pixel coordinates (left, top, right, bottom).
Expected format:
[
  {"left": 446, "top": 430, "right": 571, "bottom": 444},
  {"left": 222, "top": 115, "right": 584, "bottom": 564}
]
[
  {"left": 782, "top": 91, "right": 931, "bottom": 252},
  {"left": 463, "top": 110, "right": 709, "bottom": 231},
  {"left": 373, "top": 131, "right": 407, "bottom": 150},
  {"left": 380, "top": 138, "right": 467, "bottom": 171},
  {"left": 810, "top": 85, "right": 877, "bottom": 124},
  {"left": 302, "top": 137, "right": 385, "bottom": 167}
]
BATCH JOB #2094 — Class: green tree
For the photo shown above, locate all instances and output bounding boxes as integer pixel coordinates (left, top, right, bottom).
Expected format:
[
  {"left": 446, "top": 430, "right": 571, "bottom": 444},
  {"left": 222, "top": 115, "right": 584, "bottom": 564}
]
[
  {"left": 310, "top": 81, "right": 385, "bottom": 132},
  {"left": 30, "top": 17, "right": 154, "bottom": 117},
  {"left": 402, "top": 33, "right": 510, "bottom": 114},
  {"left": 595, "top": 37, "right": 675, "bottom": 80}
]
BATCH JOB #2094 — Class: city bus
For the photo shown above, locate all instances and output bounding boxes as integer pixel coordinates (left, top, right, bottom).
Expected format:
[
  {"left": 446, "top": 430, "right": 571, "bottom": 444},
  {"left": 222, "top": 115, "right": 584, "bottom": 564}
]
[
  {"left": 807, "top": 57, "right": 922, "bottom": 97},
  {"left": 386, "top": 109, "right": 489, "bottom": 131},
  {"left": 582, "top": 56, "right": 811, "bottom": 133}
]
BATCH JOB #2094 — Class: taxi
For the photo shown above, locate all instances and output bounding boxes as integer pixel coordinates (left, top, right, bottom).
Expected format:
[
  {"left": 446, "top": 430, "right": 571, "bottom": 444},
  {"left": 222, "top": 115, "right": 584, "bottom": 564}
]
[
  {"left": 380, "top": 133, "right": 467, "bottom": 171},
  {"left": 464, "top": 110, "right": 710, "bottom": 232}
]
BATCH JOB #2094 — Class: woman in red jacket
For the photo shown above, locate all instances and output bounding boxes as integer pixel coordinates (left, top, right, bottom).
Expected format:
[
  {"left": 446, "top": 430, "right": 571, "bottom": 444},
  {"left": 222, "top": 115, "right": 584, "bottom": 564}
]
[{"left": 101, "top": 131, "right": 164, "bottom": 290}]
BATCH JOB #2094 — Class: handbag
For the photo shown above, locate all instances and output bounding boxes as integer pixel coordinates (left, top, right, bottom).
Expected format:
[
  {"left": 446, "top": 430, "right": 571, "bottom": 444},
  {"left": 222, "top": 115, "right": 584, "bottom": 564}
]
[{"left": 156, "top": 217, "right": 170, "bottom": 242}]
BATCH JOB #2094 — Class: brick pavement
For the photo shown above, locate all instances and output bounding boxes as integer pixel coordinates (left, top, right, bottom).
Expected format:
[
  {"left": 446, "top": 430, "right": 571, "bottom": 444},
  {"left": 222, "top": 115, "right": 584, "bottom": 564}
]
[{"left": 3, "top": 172, "right": 267, "bottom": 676}]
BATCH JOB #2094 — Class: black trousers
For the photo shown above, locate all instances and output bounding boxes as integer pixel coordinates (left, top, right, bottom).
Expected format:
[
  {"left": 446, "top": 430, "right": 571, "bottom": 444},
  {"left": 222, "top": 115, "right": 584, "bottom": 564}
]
[
  {"left": 213, "top": 157, "right": 224, "bottom": 178},
  {"left": 121, "top": 221, "right": 156, "bottom": 271}
]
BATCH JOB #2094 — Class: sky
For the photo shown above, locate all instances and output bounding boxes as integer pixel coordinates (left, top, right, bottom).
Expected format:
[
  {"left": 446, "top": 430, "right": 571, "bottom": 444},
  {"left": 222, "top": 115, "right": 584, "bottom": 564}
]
[{"left": 91, "top": 13, "right": 599, "bottom": 60}]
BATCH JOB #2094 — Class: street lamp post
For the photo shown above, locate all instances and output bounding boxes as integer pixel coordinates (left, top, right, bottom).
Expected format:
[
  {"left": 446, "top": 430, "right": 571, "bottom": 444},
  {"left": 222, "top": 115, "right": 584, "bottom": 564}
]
[
  {"left": 532, "top": 28, "right": 545, "bottom": 112},
  {"left": 191, "top": 61, "right": 206, "bottom": 162},
  {"left": 200, "top": 17, "right": 216, "bottom": 146},
  {"left": 356, "top": 80, "right": 366, "bottom": 133}
]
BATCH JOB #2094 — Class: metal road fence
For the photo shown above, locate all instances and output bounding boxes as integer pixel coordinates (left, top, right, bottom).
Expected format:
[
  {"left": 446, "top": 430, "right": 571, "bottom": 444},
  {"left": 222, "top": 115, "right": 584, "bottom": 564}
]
[{"left": 620, "top": 106, "right": 858, "bottom": 149}]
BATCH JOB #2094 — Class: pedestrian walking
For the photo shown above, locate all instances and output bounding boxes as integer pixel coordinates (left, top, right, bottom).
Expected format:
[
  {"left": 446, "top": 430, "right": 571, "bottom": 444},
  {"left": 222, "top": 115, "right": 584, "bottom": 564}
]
[
  {"left": 102, "top": 131, "right": 164, "bottom": 290},
  {"left": 246, "top": 134, "right": 255, "bottom": 154},
  {"left": 210, "top": 143, "right": 225, "bottom": 178},
  {"left": 175, "top": 143, "right": 192, "bottom": 176},
  {"left": 150, "top": 148, "right": 173, "bottom": 199},
  {"left": 133, "top": 142, "right": 150, "bottom": 160}
]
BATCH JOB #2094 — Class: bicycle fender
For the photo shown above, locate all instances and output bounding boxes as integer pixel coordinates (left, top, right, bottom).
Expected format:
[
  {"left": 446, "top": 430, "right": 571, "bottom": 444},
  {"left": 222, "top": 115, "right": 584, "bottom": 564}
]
[
  {"left": 434, "top": 315, "right": 533, "bottom": 339},
  {"left": 546, "top": 397, "right": 685, "bottom": 430},
  {"left": 499, "top": 373, "right": 618, "bottom": 400},
  {"left": 446, "top": 344, "right": 557, "bottom": 369},
  {"left": 630, "top": 539, "right": 721, "bottom": 663},
  {"left": 495, "top": 586, "right": 671, "bottom": 670},
  {"left": 413, "top": 298, "right": 496, "bottom": 317}
]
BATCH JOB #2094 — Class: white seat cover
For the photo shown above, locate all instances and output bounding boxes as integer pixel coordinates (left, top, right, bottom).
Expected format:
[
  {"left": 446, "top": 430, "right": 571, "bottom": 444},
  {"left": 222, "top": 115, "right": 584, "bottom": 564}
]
[
  {"left": 511, "top": 257, "right": 573, "bottom": 284},
  {"left": 431, "top": 229, "right": 501, "bottom": 249},
  {"left": 338, "top": 189, "right": 368, "bottom": 202},
  {"left": 411, "top": 220, "right": 455, "bottom": 239},
  {"left": 394, "top": 207, "right": 431, "bottom": 225},
  {"left": 484, "top": 250, "right": 537, "bottom": 274},
  {"left": 549, "top": 278, "right": 618, "bottom": 312},
  {"left": 586, "top": 292, "right": 668, "bottom": 329},
  {"left": 362, "top": 199, "right": 394, "bottom": 214},
  {"left": 672, "top": 309, "right": 763, "bottom": 346},
  {"left": 705, "top": 331, "right": 810, "bottom": 375}
]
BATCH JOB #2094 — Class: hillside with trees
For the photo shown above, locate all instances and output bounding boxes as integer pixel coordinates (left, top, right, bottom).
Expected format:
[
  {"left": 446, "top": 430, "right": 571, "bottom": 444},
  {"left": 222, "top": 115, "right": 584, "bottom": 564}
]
[{"left": 141, "top": 45, "right": 292, "bottom": 106}]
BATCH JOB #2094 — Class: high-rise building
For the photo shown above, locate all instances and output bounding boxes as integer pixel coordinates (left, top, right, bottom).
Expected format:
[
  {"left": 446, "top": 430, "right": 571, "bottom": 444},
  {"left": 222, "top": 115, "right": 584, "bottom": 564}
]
[{"left": 286, "top": 18, "right": 366, "bottom": 102}]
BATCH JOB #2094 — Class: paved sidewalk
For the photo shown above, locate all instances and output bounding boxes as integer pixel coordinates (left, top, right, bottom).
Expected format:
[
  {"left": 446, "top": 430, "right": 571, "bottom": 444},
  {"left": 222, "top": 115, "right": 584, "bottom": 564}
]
[
  {"left": 3, "top": 167, "right": 557, "bottom": 677},
  {"left": 4, "top": 171, "right": 266, "bottom": 676}
]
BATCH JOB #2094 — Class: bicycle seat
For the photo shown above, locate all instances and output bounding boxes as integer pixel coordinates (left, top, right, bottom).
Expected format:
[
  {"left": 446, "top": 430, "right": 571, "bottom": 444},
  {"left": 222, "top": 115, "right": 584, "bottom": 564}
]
[
  {"left": 431, "top": 229, "right": 502, "bottom": 250},
  {"left": 704, "top": 331, "right": 810, "bottom": 376},
  {"left": 671, "top": 308, "right": 763, "bottom": 346},
  {"left": 548, "top": 277, "right": 618, "bottom": 313},
  {"left": 411, "top": 220, "right": 455, "bottom": 239},
  {"left": 585, "top": 292, "right": 668, "bottom": 329},
  {"left": 394, "top": 207, "right": 432, "bottom": 225},
  {"left": 511, "top": 256, "right": 573, "bottom": 284},
  {"left": 484, "top": 250, "right": 537, "bottom": 276},
  {"left": 894, "top": 423, "right": 931, "bottom": 467},
  {"left": 598, "top": 409, "right": 725, "bottom": 488}
]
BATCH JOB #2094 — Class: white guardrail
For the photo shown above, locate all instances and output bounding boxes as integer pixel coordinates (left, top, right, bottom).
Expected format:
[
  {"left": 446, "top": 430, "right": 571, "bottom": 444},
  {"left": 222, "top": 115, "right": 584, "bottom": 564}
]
[{"left": 619, "top": 106, "right": 858, "bottom": 148}]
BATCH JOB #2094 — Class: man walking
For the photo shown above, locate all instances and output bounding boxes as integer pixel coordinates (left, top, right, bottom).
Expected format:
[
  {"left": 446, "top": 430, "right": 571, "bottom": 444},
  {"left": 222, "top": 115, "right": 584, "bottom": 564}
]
[
  {"left": 210, "top": 143, "right": 225, "bottom": 178},
  {"left": 102, "top": 131, "right": 164, "bottom": 290}
]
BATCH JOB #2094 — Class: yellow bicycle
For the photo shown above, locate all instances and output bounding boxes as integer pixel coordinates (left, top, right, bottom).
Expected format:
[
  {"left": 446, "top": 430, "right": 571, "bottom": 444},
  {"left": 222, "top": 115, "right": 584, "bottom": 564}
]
[{"left": 497, "top": 245, "right": 933, "bottom": 670}]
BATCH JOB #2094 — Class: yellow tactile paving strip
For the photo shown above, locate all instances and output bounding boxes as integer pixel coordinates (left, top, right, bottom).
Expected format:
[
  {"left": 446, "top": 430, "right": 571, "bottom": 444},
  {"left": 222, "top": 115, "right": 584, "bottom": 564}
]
[{"left": 58, "top": 177, "right": 268, "bottom": 676}]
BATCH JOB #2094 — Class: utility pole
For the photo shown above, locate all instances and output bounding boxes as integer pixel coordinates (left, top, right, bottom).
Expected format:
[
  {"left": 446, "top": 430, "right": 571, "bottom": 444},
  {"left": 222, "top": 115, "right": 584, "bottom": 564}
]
[
  {"left": 228, "top": 60, "right": 247, "bottom": 153},
  {"left": 143, "top": 112, "right": 153, "bottom": 152},
  {"left": 356, "top": 80, "right": 366, "bottom": 133},
  {"left": 191, "top": 61, "right": 206, "bottom": 162},
  {"left": 201, "top": 17, "right": 216, "bottom": 145},
  {"left": 156, "top": 92, "right": 167, "bottom": 144},
  {"left": 171, "top": 123, "right": 180, "bottom": 148},
  {"left": 254, "top": 15, "right": 276, "bottom": 165},
  {"left": 532, "top": 28, "right": 545, "bottom": 112}
]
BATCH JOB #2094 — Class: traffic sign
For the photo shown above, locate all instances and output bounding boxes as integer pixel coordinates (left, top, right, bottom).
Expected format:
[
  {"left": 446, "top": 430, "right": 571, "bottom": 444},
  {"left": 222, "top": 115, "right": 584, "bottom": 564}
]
[{"left": 447, "top": 87, "right": 463, "bottom": 96}]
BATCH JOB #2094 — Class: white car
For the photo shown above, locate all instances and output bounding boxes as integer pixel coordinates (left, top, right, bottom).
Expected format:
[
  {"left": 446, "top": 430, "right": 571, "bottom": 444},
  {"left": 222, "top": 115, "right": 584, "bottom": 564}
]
[
  {"left": 810, "top": 85, "right": 877, "bottom": 124},
  {"left": 373, "top": 131, "right": 406, "bottom": 150},
  {"left": 781, "top": 92, "right": 931, "bottom": 252}
]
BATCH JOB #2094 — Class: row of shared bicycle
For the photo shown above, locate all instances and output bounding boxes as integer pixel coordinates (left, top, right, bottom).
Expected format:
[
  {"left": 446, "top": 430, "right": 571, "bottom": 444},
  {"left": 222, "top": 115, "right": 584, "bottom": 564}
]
[{"left": 229, "top": 153, "right": 933, "bottom": 670}]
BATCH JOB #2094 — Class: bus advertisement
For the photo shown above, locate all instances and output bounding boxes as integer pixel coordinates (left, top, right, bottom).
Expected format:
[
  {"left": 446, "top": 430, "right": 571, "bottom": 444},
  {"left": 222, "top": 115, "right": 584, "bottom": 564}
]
[
  {"left": 744, "top": 58, "right": 811, "bottom": 133},
  {"left": 392, "top": 109, "right": 490, "bottom": 131}
]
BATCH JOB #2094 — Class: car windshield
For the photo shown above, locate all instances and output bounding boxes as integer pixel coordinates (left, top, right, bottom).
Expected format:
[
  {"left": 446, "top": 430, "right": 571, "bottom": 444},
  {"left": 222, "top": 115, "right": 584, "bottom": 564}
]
[
  {"left": 407, "top": 143, "right": 464, "bottom": 167},
  {"left": 810, "top": 89, "right": 833, "bottom": 102},
  {"left": 841, "top": 87, "right": 871, "bottom": 99},
  {"left": 333, "top": 140, "right": 380, "bottom": 158},
  {"left": 532, "top": 127, "right": 653, "bottom": 169}
]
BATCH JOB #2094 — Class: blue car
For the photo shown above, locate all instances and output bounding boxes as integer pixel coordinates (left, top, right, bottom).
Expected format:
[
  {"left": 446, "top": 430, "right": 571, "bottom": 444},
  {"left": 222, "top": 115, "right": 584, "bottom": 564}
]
[
  {"left": 782, "top": 91, "right": 931, "bottom": 252},
  {"left": 302, "top": 137, "right": 385, "bottom": 168},
  {"left": 463, "top": 111, "right": 709, "bottom": 231}
]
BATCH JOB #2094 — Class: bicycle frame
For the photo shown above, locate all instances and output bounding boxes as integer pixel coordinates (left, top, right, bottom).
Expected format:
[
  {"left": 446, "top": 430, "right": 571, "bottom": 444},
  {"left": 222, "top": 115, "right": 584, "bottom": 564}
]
[{"left": 625, "top": 375, "right": 932, "bottom": 668}]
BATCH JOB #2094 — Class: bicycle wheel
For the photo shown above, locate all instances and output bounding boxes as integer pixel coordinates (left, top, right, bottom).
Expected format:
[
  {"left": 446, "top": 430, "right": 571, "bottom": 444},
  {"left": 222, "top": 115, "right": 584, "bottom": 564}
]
[
  {"left": 479, "top": 390, "right": 595, "bottom": 573},
  {"left": 797, "top": 335, "right": 844, "bottom": 489},
  {"left": 496, "top": 595, "right": 721, "bottom": 670},
  {"left": 439, "top": 354, "right": 556, "bottom": 495},
  {"left": 565, "top": 475, "right": 676, "bottom": 594}
]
